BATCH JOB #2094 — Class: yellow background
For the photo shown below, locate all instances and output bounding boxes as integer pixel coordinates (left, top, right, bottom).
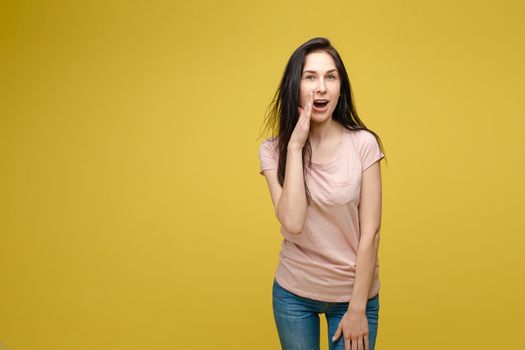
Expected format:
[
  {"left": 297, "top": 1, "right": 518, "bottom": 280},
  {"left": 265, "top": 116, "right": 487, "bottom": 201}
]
[{"left": 1, "top": 0, "right": 524, "bottom": 349}]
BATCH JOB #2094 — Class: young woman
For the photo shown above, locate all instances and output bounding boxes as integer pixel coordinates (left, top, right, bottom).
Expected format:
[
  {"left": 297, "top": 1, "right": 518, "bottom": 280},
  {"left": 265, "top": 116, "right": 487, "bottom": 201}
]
[{"left": 258, "top": 37, "right": 387, "bottom": 350}]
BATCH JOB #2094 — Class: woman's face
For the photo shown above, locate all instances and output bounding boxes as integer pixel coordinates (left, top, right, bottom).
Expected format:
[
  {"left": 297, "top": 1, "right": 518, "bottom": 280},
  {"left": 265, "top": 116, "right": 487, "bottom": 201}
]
[{"left": 299, "top": 51, "right": 341, "bottom": 123}]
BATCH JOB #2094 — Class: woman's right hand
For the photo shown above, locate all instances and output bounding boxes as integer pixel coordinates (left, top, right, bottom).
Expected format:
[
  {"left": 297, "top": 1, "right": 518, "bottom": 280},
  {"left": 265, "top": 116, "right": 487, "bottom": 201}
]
[{"left": 289, "top": 89, "right": 315, "bottom": 149}]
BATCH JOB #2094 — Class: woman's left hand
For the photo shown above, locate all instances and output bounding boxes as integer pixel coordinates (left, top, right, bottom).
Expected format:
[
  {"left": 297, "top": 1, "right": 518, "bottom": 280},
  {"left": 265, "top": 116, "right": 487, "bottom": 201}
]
[{"left": 332, "top": 308, "right": 369, "bottom": 350}]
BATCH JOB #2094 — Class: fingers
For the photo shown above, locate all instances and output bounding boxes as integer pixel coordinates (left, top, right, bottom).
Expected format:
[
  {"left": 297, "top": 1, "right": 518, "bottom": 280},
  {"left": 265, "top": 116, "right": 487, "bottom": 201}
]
[
  {"left": 336, "top": 332, "right": 365, "bottom": 350},
  {"left": 332, "top": 321, "right": 342, "bottom": 342},
  {"left": 356, "top": 336, "right": 363, "bottom": 350},
  {"left": 349, "top": 336, "right": 366, "bottom": 350},
  {"left": 299, "top": 89, "right": 316, "bottom": 117},
  {"left": 332, "top": 321, "right": 368, "bottom": 350},
  {"left": 306, "top": 89, "right": 315, "bottom": 119},
  {"left": 335, "top": 330, "right": 366, "bottom": 350}
]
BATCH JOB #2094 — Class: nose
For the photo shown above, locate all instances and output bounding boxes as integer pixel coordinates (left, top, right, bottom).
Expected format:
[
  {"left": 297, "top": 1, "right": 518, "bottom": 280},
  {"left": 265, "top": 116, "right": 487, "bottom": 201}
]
[{"left": 316, "top": 78, "right": 327, "bottom": 94}]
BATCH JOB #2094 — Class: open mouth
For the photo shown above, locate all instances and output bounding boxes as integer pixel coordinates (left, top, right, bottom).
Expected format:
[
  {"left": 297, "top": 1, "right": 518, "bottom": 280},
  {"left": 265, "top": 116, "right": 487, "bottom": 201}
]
[{"left": 313, "top": 100, "right": 329, "bottom": 111}]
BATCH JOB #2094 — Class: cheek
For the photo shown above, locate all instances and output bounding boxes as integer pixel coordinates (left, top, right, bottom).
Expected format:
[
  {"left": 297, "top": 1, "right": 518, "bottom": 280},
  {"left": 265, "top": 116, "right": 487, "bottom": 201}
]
[
  {"left": 331, "top": 87, "right": 341, "bottom": 104},
  {"left": 330, "top": 83, "right": 341, "bottom": 93}
]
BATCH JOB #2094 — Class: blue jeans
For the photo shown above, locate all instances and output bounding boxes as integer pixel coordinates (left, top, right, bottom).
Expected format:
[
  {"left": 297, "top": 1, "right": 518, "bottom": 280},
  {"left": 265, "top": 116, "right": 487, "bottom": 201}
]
[{"left": 272, "top": 278, "right": 380, "bottom": 350}]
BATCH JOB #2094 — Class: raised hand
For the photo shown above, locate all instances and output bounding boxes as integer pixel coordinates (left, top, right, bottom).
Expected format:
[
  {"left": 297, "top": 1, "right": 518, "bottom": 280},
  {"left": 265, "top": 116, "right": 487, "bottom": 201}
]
[{"left": 289, "top": 89, "right": 316, "bottom": 149}]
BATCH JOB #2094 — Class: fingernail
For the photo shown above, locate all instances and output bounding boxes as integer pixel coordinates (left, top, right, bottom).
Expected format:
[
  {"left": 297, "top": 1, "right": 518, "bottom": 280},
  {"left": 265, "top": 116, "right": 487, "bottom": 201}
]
[{"left": 332, "top": 336, "right": 335, "bottom": 341}]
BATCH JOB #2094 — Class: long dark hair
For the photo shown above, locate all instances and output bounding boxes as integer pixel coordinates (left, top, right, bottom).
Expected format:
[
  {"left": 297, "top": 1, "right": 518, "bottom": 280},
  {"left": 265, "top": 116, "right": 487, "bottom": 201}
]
[{"left": 258, "top": 37, "right": 387, "bottom": 203}]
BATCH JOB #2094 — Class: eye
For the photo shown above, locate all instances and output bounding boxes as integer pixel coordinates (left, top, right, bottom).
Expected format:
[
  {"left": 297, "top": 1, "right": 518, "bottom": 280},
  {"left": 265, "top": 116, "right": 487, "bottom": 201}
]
[
  {"left": 305, "top": 75, "right": 315, "bottom": 80},
  {"left": 327, "top": 75, "right": 337, "bottom": 80}
]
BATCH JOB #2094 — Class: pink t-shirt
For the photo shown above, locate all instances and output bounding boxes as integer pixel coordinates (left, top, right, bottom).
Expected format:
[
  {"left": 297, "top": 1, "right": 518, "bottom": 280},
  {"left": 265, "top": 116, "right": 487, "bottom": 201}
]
[{"left": 258, "top": 127, "right": 385, "bottom": 302}]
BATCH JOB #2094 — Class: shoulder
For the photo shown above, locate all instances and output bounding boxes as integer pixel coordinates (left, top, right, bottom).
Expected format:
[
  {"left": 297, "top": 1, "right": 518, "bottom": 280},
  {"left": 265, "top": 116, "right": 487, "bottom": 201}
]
[
  {"left": 260, "top": 136, "right": 278, "bottom": 146},
  {"left": 350, "top": 128, "right": 382, "bottom": 152},
  {"left": 351, "top": 128, "right": 377, "bottom": 145},
  {"left": 259, "top": 136, "right": 279, "bottom": 155},
  {"left": 350, "top": 129, "right": 384, "bottom": 170}
]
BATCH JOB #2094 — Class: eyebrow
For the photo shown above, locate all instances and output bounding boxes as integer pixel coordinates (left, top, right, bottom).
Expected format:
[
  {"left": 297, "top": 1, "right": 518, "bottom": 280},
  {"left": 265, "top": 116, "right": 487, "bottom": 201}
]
[{"left": 302, "top": 69, "right": 338, "bottom": 74}]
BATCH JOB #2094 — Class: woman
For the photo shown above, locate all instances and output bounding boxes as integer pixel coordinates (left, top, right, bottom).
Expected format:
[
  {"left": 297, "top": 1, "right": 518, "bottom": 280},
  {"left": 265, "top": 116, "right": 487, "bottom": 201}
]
[{"left": 258, "top": 37, "right": 387, "bottom": 350}]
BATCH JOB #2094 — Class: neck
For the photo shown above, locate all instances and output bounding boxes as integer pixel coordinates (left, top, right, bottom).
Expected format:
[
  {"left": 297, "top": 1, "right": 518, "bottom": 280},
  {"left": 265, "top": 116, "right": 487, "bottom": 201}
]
[{"left": 308, "top": 118, "right": 341, "bottom": 145}]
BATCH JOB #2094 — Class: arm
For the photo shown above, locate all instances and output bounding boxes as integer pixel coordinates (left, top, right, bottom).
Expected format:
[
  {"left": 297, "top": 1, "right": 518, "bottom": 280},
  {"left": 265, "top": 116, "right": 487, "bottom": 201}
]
[
  {"left": 348, "top": 160, "right": 383, "bottom": 312},
  {"left": 261, "top": 143, "right": 308, "bottom": 235},
  {"left": 331, "top": 158, "right": 384, "bottom": 345}
]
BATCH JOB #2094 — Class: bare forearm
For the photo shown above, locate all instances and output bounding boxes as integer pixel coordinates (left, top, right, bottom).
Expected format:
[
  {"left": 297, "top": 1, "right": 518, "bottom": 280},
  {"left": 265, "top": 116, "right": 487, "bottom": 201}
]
[
  {"left": 348, "top": 232, "right": 380, "bottom": 311},
  {"left": 277, "top": 144, "right": 307, "bottom": 234}
]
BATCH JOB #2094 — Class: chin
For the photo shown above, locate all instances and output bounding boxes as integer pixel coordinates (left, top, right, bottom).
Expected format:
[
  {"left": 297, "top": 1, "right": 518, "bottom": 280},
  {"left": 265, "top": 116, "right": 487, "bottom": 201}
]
[{"left": 311, "top": 111, "right": 332, "bottom": 123}]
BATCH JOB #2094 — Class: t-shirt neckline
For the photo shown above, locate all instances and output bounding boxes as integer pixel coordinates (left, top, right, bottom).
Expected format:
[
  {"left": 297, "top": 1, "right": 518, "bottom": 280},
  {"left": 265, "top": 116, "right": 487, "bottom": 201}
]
[{"left": 307, "top": 127, "right": 347, "bottom": 169}]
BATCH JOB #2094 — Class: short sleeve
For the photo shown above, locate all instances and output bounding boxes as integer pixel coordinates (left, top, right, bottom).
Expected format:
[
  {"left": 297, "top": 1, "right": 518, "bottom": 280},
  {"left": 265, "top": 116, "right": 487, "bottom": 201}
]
[
  {"left": 357, "top": 130, "right": 385, "bottom": 171},
  {"left": 258, "top": 138, "right": 279, "bottom": 175}
]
